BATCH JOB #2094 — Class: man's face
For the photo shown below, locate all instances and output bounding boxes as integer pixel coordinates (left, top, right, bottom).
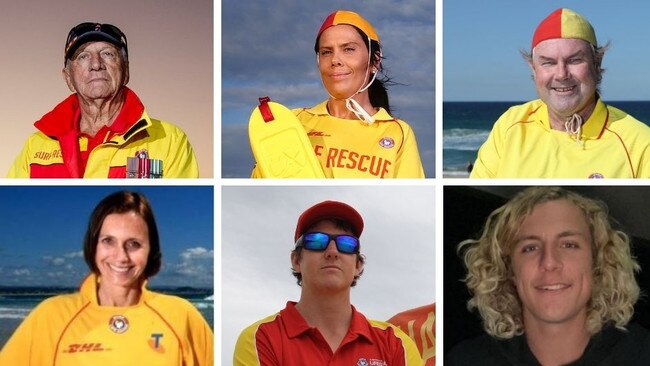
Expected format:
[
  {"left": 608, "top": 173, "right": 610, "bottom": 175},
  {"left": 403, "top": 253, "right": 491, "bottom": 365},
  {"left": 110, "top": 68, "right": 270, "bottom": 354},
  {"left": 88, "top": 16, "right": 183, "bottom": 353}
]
[
  {"left": 291, "top": 220, "right": 363, "bottom": 292},
  {"left": 511, "top": 199, "right": 593, "bottom": 330},
  {"left": 63, "top": 41, "right": 128, "bottom": 101},
  {"left": 530, "top": 38, "right": 599, "bottom": 122}
]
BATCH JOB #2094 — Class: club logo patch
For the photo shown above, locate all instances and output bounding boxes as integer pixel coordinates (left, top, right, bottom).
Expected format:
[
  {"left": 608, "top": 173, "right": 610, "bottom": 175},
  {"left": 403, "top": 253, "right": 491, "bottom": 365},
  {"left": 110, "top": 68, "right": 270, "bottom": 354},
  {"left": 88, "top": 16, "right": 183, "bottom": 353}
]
[
  {"left": 357, "top": 359, "right": 388, "bottom": 366},
  {"left": 379, "top": 137, "right": 395, "bottom": 149},
  {"left": 588, "top": 173, "right": 604, "bottom": 179},
  {"left": 109, "top": 315, "right": 129, "bottom": 334}
]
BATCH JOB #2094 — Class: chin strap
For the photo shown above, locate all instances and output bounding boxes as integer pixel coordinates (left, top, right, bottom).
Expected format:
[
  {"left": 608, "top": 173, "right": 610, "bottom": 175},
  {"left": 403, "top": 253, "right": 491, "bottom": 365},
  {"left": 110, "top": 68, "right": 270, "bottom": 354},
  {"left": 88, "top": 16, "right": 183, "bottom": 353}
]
[
  {"left": 564, "top": 113, "right": 583, "bottom": 146},
  {"left": 344, "top": 71, "right": 378, "bottom": 123}
]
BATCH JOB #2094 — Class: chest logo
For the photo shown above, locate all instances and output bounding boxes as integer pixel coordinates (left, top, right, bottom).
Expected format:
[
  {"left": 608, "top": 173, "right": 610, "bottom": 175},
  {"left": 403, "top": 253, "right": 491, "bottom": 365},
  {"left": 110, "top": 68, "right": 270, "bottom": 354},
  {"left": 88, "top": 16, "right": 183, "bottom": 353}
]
[
  {"left": 588, "top": 173, "right": 604, "bottom": 179},
  {"left": 109, "top": 315, "right": 129, "bottom": 334},
  {"left": 379, "top": 137, "right": 395, "bottom": 149},
  {"left": 358, "top": 359, "right": 388, "bottom": 366},
  {"left": 148, "top": 333, "right": 166, "bottom": 353}
]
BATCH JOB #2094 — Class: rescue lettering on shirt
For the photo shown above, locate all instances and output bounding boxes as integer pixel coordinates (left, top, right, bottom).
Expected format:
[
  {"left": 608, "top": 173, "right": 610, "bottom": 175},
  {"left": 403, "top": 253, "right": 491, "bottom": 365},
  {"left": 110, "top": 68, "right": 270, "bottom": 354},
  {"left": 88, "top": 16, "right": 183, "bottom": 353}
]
[
  {"left": 314, "top": 145, "right": 391, "bottom": 178},
  {"left": 63, "top": 343, "right": 107, "bottom": 353},
  {"left": 33, "top": 150, "right": 62, "bottom": 161}
]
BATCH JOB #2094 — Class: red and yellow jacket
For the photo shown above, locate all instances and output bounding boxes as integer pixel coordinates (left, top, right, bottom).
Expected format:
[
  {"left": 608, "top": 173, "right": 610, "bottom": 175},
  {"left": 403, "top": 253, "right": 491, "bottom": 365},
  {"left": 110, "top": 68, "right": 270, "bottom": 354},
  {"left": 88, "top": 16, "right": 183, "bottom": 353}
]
[
  {"left": 0, "top": 273, "right": 213, "bottom": 366},
  {"left": 7, "top": 88, "right": 198, "bottom": 178}
]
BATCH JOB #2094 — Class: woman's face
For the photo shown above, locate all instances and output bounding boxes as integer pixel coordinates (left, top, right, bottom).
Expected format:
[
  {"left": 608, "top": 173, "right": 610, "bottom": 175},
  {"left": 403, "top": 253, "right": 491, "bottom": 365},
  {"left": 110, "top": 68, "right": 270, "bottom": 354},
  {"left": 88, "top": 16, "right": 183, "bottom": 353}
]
[
  {"left": 317, "top": 24, "right": 374, "bottom": 99},
  {"left": 95, "top": 212, "right": 150, "bottom": 290}
]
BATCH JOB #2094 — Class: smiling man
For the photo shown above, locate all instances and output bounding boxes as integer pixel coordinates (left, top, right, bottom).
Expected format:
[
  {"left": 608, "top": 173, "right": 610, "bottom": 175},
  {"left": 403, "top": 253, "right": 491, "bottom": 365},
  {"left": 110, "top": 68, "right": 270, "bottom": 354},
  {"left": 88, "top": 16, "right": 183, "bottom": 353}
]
[
  {"left": 447, "top": 187, "right": 650, "bottom": 365},
  {"left": 234, "top": 200, "right": 423, "bottom": 365},
  {"left": 470, "top": 8, "right": 650, "bottom": 178},
  {"left": 7, "top": 22, "right": 198, "bottom": 178}
]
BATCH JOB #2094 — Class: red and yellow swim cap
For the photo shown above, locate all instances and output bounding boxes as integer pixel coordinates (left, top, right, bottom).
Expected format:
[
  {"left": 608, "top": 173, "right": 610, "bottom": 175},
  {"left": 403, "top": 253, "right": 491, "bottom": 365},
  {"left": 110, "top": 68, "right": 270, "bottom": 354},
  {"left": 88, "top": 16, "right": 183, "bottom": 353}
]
[
  {"left": 317, "top": 10, "right": 380, "bottom": 43},
  {"left": 532, "top": 8, "right": 596, "bottom": 49}
]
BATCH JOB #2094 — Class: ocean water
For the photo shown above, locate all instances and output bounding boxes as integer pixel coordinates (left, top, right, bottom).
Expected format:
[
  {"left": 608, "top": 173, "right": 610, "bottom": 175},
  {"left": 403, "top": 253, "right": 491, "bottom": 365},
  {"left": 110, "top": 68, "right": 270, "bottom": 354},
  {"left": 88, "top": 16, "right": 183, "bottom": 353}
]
[
  {"left": 0, "top": 288, "right": 214, "bottom": 348},
  {"left": 443, "top": 101, "right": 650, "bottom": 174}
]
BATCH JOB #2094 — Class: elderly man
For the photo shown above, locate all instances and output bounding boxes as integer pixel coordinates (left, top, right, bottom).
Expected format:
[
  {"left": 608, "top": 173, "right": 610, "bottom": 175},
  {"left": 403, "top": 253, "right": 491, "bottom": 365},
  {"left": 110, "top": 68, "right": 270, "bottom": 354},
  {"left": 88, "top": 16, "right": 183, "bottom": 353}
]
[
  {"left": 8, "top": 22, "right": 198, "bottom": 178},
  {"left": 447, "top": 187, "right": 650, "bottom": 365},
  {"left": 471, "top": 8, "right": 650, "bottom": 178},
  {"left": 234, "top": 200, "right": 423, "bottom": 365}
]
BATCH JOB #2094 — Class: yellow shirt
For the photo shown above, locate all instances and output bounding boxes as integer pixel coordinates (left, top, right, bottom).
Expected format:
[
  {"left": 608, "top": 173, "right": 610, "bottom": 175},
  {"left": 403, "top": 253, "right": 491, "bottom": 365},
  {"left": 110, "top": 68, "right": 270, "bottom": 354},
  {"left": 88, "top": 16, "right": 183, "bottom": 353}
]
[
  {"left": 471, "top": 99, "right": 650, "bottom": 178},
  {"left": 253, "top": 101, "right": 425, "bottom": 178},
  {"left": 0, "top": 274, "right": 213, "bottom": 366}
]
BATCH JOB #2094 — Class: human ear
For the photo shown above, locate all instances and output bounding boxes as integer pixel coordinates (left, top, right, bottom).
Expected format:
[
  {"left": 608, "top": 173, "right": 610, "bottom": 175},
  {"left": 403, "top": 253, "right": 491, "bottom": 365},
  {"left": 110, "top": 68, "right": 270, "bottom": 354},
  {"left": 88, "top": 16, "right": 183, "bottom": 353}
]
[
  {"left": 290, "top": 250, "right": 301, "bottom": 273},
  {"left": 62, "top": 66, "right": 76, "bottom": 93}
]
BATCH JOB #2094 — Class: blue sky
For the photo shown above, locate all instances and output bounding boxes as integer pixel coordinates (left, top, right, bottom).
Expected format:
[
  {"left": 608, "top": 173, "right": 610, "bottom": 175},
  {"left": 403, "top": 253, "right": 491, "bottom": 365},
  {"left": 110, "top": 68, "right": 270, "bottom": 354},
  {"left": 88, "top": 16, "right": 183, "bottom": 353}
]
[
  {"left": 0, "top": 186, "right": 213, "bottom": 288},
  {"left": 444, "top": 0, "right": 650, "bottom": 101},
  {"left": 222, "top": 0, "right": 435, "bottom": 177}
]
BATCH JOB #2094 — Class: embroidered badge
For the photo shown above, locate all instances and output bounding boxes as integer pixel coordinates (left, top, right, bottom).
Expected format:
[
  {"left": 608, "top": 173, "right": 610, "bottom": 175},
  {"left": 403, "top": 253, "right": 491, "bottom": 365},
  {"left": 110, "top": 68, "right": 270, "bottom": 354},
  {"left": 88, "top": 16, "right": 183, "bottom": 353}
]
[
  {"left": 109, "top": 315, "right": 129, "bottom": 334},
  {"left": 357, "top": 359, "right": 369, "bottom": 366},
  {"left": 588, "top": 173, "right": 604, "bottom": 179},
  {"left": 379, "top": 137, "right": 395, "bottom": 149}
]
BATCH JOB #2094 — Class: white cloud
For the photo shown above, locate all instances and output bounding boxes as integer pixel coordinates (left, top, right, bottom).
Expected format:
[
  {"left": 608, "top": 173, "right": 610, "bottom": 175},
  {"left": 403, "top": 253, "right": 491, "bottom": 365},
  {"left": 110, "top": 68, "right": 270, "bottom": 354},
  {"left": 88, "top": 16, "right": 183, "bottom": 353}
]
[
  {"left": 180, "top": 247, "right": 214, "bottom": 261},
  {"left": 13, "top": 268, "right": 30, "bottom": 276},
  {"left": 64, "top": 251, "right": 83, "bottom": 259}
]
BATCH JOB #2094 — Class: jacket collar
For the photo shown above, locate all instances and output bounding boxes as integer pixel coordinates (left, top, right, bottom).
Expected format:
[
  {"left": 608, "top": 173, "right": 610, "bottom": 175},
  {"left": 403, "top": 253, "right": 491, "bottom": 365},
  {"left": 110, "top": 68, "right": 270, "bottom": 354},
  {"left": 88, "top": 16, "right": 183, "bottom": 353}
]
[{"left": 34, "top": 86, "right": 146, "bottom": 141}]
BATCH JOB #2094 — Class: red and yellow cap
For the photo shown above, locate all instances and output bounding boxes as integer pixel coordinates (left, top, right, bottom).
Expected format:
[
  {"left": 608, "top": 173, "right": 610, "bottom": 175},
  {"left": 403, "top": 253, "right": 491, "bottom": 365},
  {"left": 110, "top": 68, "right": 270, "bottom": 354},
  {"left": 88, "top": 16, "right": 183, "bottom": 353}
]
[
  {"left": 531, "top": 8, "right": 596, "bottom": 49},
  {"left": 317, "top": 10, "right": 380, "bottom": 43}
]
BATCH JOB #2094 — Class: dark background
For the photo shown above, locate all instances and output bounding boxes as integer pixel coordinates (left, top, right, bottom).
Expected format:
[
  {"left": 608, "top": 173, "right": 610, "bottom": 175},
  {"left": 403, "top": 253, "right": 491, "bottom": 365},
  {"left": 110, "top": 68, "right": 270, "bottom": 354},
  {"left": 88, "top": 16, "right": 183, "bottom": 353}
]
[{"left": 444, "top": 186, "right": 650, "bottom": 354}]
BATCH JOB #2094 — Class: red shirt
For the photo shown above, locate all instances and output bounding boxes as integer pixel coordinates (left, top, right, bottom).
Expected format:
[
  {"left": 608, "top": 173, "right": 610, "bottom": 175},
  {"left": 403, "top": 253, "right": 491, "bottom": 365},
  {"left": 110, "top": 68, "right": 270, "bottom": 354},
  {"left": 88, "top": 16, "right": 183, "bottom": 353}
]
[{"left": 234, "top": 301, "right": 424, "bottom": 365}]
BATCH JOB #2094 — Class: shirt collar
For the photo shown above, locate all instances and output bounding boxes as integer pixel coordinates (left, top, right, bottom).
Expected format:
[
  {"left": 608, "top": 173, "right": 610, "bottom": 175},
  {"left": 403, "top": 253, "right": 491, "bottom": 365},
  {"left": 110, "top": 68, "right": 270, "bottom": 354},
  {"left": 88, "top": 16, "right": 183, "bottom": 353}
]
[
  {"left": 306, "top": 100, "right": 395, "bottom": 122},
  {"left": 80, "top": 272, "right": 152, "bottom": 306},
  {"left": 280, "top": 301, "right": 375, "bottom": 343},
  {"left": 533, "top": 98, "right": 609, "bottom": 140}
]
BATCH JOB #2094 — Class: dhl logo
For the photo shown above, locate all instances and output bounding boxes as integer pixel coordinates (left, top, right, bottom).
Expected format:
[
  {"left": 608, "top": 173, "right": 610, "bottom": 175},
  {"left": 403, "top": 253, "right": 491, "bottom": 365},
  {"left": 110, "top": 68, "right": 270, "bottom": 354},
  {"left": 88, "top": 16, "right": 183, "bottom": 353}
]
[{"left": 63, "top": 343, "right": 107, "bottom": 353}]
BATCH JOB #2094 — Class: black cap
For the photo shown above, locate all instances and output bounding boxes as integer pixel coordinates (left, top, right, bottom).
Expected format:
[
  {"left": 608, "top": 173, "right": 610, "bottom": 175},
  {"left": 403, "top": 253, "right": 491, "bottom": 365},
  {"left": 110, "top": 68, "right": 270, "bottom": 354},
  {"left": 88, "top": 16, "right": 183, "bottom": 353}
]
[{"left": 64, "top": 22, "right": 128, "bottom": 64}]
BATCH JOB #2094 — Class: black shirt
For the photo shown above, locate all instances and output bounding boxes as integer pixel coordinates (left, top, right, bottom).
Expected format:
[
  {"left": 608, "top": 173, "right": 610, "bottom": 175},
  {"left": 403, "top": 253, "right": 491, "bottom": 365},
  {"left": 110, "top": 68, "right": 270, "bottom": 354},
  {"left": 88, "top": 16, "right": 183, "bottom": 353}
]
[{"left": 446, "top": 323, "right": 650, "bottom": 365}]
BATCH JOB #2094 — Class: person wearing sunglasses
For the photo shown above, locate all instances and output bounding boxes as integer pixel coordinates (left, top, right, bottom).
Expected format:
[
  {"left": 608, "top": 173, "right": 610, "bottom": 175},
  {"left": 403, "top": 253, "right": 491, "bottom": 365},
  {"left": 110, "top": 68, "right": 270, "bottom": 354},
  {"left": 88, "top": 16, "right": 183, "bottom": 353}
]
[
  {"left": 7, "top": 22, "right": 199, "bottom": 178},
  {"left": 234, "top": 200, "right": 423, "bottom": 365}
]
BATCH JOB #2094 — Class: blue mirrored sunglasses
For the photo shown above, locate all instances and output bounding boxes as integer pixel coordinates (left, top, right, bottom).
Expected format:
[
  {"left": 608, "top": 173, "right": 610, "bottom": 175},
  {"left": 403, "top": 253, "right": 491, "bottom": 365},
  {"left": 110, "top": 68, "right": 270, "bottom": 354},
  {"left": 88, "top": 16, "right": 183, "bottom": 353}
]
[{"left": 295, "top": 232, "right": 360, "bottom": 254}]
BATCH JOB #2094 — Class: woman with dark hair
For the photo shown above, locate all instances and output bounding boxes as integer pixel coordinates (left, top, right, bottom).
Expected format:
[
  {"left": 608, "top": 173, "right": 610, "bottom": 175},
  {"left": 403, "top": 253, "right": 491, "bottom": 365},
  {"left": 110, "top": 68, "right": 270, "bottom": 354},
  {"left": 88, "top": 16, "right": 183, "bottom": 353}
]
[
  {"left": 0, "top": 191, "right": 213, "bottom": 365},
  {"left": 252, "top": 10, "right": 425, "bottom": 178}
]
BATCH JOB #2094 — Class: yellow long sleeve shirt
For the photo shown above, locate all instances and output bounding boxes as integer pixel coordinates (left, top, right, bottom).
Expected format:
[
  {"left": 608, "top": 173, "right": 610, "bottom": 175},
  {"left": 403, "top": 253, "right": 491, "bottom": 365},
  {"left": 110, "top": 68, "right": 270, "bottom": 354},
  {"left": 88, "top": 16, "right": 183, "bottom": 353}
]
[{"left": 0, "top": 274, "right": 213, "bottom": 366}]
